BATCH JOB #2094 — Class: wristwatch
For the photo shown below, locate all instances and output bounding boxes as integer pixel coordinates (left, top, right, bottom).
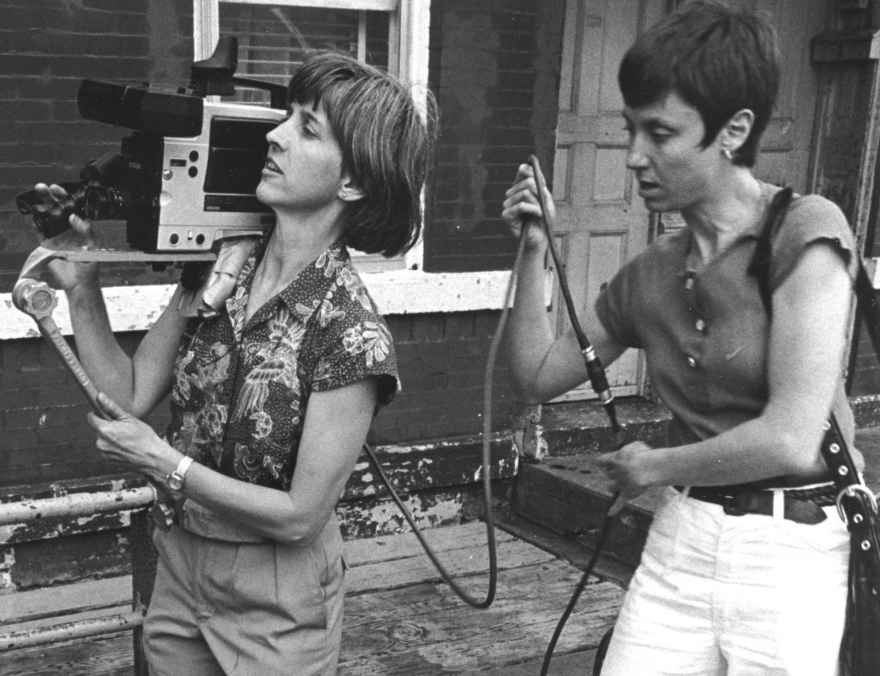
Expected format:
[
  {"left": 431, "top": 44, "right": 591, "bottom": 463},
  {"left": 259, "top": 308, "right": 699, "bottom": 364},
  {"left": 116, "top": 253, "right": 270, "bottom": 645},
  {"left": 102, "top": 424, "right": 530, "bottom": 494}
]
[{"left": 166, "top": 456, "right": 194, "bottom": 492}]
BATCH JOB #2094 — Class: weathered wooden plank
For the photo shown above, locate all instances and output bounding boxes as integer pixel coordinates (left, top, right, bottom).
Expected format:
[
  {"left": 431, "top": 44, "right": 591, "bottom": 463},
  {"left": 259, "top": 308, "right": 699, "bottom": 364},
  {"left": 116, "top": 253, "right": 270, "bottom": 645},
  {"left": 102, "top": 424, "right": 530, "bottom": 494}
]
[
  {"left": 344, "top": 521, "right": 517, "bottom": 566},
  {"left": 463, "top": 649, "right": 598, "bottom": 675},
  {"left": 339, "top": 560, "right": 621, "bottom": 674},
  {"left": 1, "top": 540, "right": 623, "bottom": 675},
  {"left": 343, "top": 521, "right": 559, "bottom": 595},
  {"left": 346, "top": 537, "right": 556, "bottom": 595},
  {"left": 0, "top": 577, "right": 130, "bottom": 626},
  {"left": 0, "top": 632, "right": 133, "bottom": 676}
]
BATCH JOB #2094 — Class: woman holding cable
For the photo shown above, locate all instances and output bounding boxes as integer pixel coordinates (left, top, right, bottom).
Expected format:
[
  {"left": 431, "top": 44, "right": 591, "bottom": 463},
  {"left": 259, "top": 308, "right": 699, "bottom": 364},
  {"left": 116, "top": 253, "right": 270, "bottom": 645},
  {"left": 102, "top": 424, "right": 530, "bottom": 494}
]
[{"left": 502, "top": 2, "right": 861, "bottom": 674}]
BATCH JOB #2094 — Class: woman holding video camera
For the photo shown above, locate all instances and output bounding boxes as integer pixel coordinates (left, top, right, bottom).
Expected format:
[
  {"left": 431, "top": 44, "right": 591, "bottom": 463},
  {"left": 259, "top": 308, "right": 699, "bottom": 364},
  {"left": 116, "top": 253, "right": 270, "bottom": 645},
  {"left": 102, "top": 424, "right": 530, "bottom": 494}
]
[
  {"left": 502, "top": 2, "right": 860, "bottom": 674},
  {"left": 31, "top": 51, "right": 435, "bottom": 676}
]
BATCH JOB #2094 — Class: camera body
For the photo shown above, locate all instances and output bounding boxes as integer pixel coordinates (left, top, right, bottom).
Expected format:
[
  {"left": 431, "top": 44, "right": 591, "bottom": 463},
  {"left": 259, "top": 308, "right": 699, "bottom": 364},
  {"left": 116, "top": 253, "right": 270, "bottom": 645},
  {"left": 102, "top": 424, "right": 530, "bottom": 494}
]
[
  {"left": 125, "top": 100, "right": 284, "bottom": 253},
  {"left": 18, "top": 37, "right": 287, "bottom": 254}
]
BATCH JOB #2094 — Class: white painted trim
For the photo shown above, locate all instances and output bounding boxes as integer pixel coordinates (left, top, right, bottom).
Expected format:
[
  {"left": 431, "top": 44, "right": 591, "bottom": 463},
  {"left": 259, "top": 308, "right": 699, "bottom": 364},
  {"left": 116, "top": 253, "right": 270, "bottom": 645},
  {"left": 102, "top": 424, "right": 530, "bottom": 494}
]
[
  {"left": 869, "top": 257, "right": 880, "bottom": 289},
  {"left": 193, "top": 0, "right": 220, "bottom": 60},
  {"left": 220, "top": 0, "right": 397, "bottom": 9},
  {"left": 400, "top": 0, "right": 431, "bottom": 271},
  {"left": 0, "top": 269, "right": 548, "bottom": 340}
]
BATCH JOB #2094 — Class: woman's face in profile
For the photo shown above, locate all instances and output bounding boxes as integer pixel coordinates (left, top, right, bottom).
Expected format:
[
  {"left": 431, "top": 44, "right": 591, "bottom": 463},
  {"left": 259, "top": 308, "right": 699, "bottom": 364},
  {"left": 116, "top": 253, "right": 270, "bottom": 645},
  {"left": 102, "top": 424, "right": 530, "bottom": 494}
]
[
  {"left": 257, "top": 100, "right": 347, "bottom": 214},
  {"left": 622, "top": 91, "right": 725, "bottom": 214}
]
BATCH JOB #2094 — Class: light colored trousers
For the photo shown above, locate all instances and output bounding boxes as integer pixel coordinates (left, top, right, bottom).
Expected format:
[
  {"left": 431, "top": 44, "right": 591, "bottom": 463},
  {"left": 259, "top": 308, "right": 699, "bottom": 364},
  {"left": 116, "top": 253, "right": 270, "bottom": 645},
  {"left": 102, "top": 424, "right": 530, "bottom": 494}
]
[
  {"left": 600, "top": 487, "right": 850, "bottom": 676},
  {"left": 144, "top": 508, "right": 345, "bottom": 676}
]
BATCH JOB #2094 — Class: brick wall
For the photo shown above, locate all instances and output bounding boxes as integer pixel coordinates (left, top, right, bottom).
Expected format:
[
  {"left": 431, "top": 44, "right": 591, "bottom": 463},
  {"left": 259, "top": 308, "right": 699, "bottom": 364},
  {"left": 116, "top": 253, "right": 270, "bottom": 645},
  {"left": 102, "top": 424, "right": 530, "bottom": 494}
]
[
  {"left": 375, "top": 312, "right": 514, "bottom": 443},
  {"left": 0, "top": 0, "right": 193, "bottom": 289},
  {"left": 423, "top": 0, "right": 564, "bottom": 272}
]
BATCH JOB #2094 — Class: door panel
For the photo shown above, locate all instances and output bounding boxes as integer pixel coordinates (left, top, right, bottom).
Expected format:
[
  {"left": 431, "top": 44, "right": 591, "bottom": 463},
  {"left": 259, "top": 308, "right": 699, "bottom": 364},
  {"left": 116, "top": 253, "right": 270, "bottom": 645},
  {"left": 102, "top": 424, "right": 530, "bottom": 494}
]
[{"left": 550, "top": 0, "right": 664, "bottom": 401}]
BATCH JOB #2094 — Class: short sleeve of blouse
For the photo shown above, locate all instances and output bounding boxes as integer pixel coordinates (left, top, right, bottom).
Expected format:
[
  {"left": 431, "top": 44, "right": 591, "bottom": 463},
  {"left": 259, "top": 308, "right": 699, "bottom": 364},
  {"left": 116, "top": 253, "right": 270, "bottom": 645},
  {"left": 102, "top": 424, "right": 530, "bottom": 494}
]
[
  {"left": 594, "top": 255, "right": 644, "bottom": 349},
  {"left": 311, "top": 302, "right": 400, "bottom": 407},
  {"left": 769, "top": 194, "right": 857, "bottom": 291}
]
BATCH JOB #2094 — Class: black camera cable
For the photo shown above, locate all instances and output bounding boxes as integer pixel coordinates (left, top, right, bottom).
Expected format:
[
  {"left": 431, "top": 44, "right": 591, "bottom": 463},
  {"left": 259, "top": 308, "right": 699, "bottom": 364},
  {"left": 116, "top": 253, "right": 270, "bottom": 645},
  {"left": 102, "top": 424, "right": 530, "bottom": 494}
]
[
  {"left": 357, "top": 228, "right": 532, "bottom": 609},
  {"left": 525, "top": 155, "right": 622, "bottom": 676}
]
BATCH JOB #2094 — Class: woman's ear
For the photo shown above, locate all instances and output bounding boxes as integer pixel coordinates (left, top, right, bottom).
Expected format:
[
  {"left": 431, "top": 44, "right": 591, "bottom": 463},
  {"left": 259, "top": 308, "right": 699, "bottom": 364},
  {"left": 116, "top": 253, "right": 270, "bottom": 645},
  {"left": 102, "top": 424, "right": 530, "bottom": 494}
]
[
  {"left": 338, "top": 176, "right": 365, "bottom": 203},
  {"left": 719, "top": 108, "right": 755, "bottom": 155}
]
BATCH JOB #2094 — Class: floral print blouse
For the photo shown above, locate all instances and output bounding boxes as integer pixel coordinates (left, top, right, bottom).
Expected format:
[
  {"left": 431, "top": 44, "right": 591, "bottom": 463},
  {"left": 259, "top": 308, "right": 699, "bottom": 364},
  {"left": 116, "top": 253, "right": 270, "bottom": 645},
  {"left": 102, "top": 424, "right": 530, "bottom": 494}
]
[{"left": 166, "top": 238, "right": 399, "bottom": 491}]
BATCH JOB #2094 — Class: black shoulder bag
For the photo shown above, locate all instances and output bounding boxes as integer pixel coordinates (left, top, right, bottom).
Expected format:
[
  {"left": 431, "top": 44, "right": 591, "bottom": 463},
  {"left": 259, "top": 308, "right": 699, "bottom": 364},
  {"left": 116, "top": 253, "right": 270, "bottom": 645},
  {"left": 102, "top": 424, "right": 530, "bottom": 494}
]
[{"left": 751, "top": 187, "right": 880, "bottom": 676}]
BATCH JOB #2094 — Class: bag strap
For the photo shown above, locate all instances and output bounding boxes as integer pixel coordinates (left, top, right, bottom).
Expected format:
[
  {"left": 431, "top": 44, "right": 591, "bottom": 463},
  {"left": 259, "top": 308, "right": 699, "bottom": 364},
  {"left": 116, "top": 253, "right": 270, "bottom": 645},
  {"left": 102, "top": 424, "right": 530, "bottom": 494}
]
[
  {"left": 748, "top": 186, "right": 877, "bottom": 526},
  {"left": 747, "top": 186, "right": 794, "bottom": 318}
]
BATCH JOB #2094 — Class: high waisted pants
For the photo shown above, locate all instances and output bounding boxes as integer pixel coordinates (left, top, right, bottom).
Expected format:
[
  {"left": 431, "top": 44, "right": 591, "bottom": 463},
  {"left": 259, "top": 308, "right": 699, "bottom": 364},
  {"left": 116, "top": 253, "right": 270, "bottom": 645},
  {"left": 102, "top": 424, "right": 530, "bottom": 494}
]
[
  {"left": 600, "top": 487, "right": 849, "bottom": 676},
  {"left": 143, "top": 512, "right": 345, "bottom": 676}
]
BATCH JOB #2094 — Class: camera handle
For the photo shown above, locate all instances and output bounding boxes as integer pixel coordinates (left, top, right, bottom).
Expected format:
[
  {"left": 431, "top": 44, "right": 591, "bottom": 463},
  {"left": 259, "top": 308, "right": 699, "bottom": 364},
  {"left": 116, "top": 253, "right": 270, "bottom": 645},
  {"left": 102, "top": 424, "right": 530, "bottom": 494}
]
[
  {"left": 232, "top": 77, "right": 288, "bottom": 110},
  {"left": 11, "top": 277, "right": 177, "bottom": 530}
]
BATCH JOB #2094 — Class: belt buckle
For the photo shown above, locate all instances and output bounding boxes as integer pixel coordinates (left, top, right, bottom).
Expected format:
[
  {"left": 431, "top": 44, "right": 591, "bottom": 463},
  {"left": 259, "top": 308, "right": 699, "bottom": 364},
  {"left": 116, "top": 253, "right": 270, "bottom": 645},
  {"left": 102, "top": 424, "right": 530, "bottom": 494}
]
[{"left": 721, "top": 493, "right": 747, "bottom": 516}]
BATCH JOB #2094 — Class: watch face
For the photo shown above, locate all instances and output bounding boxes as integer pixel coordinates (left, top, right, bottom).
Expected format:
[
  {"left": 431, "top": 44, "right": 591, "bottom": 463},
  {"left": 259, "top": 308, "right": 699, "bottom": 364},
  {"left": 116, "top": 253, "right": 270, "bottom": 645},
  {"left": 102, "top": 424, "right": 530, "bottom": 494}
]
[{"left": 167, "top": 473, "right": 183, "bottom": 491}]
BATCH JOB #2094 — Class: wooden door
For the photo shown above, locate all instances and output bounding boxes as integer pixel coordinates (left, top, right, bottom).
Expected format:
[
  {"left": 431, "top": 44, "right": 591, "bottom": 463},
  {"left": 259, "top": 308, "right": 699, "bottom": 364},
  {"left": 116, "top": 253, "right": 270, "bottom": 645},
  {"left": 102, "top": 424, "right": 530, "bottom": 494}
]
[
  {"left": 550, "top": 0, "right": 827, "bottom": 403},
  {"left": 550, "top": 0, "right": 666, "bottom": 401}
]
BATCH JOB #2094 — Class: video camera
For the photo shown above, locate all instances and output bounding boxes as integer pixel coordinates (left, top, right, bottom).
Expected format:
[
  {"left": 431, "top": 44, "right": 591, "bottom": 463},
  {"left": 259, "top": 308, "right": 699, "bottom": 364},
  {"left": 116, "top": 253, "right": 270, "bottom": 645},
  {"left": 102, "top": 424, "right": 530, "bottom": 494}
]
[{"left": 17, "top": 37, "right": 287, "bottom": 254}]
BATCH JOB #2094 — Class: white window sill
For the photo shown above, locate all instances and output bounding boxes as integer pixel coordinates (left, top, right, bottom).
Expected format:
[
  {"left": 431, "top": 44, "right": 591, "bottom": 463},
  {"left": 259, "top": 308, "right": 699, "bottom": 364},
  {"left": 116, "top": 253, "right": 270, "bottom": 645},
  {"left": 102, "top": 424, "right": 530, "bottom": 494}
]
[{"left": 0, "top": 269, "right": 535, "bottom": 340}]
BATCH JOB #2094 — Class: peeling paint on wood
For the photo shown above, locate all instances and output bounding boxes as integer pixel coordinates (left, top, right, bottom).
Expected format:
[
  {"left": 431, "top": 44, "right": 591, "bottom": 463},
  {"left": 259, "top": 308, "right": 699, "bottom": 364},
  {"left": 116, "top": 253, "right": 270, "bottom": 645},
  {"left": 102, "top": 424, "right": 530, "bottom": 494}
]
[
  {"left": 345, "top": 437, "right": 518, "bottom": 500},
  {"left": 0, "top": 436, "right": 519, "bottom": 592}
]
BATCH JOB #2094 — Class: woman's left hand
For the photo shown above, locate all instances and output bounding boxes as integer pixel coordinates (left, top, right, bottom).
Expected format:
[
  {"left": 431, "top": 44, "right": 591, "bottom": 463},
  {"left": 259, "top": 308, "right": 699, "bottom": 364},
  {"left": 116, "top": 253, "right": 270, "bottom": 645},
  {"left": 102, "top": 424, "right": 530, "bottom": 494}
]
[
  {"left": 595, "top": 440, "right": 654, "bottom": 515},
  {"left": 86, "top": 392, "right": 178, "bottom": 483}
]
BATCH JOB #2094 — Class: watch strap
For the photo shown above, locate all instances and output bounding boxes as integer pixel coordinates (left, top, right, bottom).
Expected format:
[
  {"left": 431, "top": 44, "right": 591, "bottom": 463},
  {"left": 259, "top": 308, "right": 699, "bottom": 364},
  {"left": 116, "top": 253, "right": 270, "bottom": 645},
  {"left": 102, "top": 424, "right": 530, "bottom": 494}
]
[{"left": 166, "top": 455, "right": 194, "bottom": 491}]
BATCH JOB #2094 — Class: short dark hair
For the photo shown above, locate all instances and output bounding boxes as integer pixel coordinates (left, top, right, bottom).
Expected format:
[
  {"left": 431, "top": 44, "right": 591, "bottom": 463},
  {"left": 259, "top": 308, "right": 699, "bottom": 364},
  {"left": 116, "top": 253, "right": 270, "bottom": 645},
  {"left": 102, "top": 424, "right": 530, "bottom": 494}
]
[
  {"left": 287, "top": 51, "right": 437, "bottom": 257},
  {"left": 618, "top": 0, "right": 779, "bottom": 167}
]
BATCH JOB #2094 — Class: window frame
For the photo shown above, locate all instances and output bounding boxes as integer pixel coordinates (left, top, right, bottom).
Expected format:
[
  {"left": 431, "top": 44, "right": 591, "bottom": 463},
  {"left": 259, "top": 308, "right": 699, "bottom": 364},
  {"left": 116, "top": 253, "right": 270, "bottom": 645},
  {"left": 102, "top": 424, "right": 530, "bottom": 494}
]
[{"left": 191, "top": 0, "right": 510, "bottom": 306}]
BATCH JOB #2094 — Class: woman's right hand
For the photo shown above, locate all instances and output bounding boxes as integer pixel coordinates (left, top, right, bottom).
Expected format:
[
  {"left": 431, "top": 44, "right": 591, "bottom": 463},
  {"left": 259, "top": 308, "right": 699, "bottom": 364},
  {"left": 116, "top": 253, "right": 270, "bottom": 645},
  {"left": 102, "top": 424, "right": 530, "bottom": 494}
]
[
  {"left": 31, "top": 183, "right": 100, "bottom": 293},
  {"left": 501, "top": 163, "right": 555, "bottom": 252}
]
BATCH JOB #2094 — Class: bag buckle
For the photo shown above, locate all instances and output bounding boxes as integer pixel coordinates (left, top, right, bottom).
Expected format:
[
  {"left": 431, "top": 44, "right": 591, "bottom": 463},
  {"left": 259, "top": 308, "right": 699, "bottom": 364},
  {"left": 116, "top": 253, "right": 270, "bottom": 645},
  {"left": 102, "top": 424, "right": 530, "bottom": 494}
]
[
  {"left": 721, "top": 493, "right": 748, "bottom": 516},
  {"left": 835, "top": 483, "right": 879, "bottom": 524}
]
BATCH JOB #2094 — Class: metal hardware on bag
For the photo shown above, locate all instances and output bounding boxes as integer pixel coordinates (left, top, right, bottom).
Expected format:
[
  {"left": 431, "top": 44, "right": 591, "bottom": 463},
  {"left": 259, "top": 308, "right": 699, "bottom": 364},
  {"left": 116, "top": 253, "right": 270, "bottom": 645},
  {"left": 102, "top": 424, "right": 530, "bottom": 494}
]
[
  {"left": 862, "top": 540, "right": 872, "bottom": 551},
  {"left": 150, "top": 501, "right": 176, "bottom": 530},
  {"left": 839, "top": 466, "right": 850, "bottom": 476},
  {"left": 836, "top": 483, "right": 880, "bottom": 524},
  {"left": 830, "top": 442, "right": 840, "bottom": 454},
  {"left": 721, "top": 494, "right": 747, "bottom": 516}
]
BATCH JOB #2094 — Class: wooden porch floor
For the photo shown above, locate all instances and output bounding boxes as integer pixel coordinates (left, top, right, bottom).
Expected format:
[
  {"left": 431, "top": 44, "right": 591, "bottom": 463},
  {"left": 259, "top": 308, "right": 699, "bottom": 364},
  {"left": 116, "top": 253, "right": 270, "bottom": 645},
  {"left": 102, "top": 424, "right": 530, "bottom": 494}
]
[{"left": 0, "top": 522, "right": 624, "bottom": 675}]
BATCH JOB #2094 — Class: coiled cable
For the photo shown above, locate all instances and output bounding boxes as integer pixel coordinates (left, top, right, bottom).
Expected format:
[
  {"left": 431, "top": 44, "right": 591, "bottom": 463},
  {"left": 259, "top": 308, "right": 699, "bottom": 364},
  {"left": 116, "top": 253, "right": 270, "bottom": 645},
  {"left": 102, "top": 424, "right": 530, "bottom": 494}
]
[{"left": 359, "top": 229, "right": 530, "bottom": 608}]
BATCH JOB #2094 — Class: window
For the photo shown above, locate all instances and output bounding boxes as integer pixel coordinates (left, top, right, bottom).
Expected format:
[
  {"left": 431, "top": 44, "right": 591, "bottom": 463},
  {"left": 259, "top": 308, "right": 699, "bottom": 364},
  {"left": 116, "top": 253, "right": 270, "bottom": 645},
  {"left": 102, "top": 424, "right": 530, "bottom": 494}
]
[{"left": 194, "top": 0, "right": 430, "bottom": 273}]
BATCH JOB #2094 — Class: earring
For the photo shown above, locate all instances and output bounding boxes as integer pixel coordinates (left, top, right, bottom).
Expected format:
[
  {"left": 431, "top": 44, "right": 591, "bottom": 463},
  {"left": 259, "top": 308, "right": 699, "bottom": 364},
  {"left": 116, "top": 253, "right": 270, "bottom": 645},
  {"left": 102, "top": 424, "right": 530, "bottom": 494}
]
[{"left": 721, "top": 147, "right": 734, "bottom": 161}]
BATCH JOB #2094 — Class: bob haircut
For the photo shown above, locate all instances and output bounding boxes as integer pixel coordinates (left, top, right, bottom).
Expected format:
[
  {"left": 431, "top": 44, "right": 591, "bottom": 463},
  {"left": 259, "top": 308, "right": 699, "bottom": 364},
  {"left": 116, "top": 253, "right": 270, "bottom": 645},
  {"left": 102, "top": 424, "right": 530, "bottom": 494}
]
[
  {"left": 286, "top": 51, "right": 437, "bottom": 257},
  {"left": 618, "top": 0, "right": 779, "bottom": 167}
]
